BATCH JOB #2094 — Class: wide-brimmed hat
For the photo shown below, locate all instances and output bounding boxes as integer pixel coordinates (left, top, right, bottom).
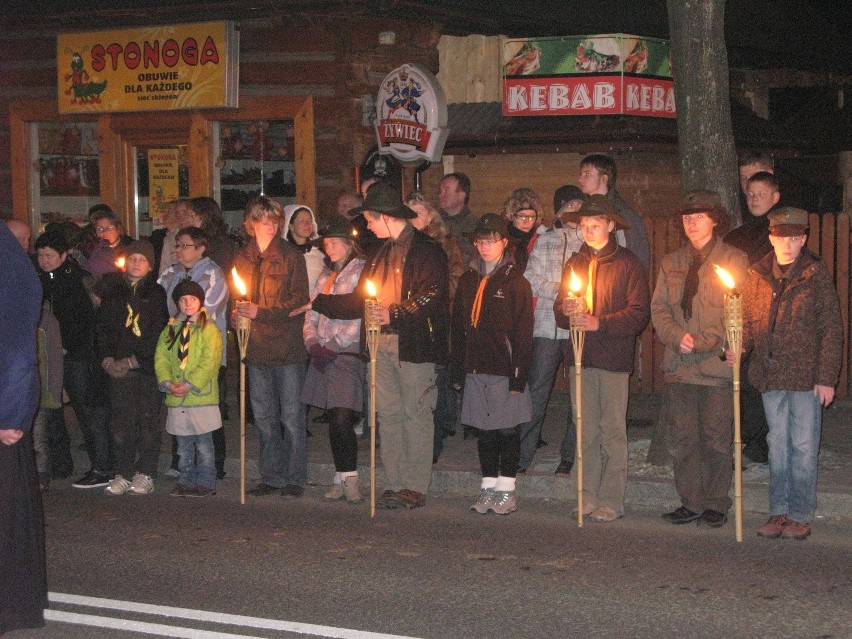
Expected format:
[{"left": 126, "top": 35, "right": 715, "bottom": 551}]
[
  {"left": 320, "top": 214, "right": 357, "bottom": 240},
  {"left": 361, "top": 183, "right": 416, "bottom": 220},
  {"left": 469, "top": 212, "right": 509, "bottom": 239},
  {"left": 678, "top": 189, "right": 724, "bottom": 222},
  {"left": 577, "top": 194, "right": 630, "bottom": 230},
  {"left": 768, "top": 207, "right": 809, "bottom": 236}
]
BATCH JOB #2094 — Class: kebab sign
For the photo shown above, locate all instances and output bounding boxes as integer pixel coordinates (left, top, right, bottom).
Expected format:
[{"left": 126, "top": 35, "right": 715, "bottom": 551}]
[
  {"left": 374, "top": 64, "right": 449, "bottom": 163},
  {"left": 502, "top": 34, "right": 676, "bottom": 118}
]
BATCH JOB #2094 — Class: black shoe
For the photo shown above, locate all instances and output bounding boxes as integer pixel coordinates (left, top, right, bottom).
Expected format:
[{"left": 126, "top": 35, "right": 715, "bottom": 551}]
[
  {"left": 698, "top": 509, "right": 728, "bottom": 528},
  {"left": 216, "top": 469, "right": 226, "bottom": 480},
  {"left": 661, "top": 506, "right": 701, "bottom": 524},
  {"left": 555, "top": 460, "right": 572, "bottom": 476},
  {"left": 247, "top": 482, "right": 279, "bottom": 497},
  {"left": 281, "top": 484, "right": 304, "bottom": 498},
  {"left": 71, "top": 470, "right": 113, "bottom": 489}
]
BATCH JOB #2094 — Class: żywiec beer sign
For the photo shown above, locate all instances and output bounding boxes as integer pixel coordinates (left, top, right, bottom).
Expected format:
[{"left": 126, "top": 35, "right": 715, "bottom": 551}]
[
  {"left": 57, "top": 21, "right": 239, "bottom": 114},
  {"left": 502, "top": 34, "right": 675, "bottom": 118},
  {"left": 374, "top": 64, "right": 449, "bottom": 163}
]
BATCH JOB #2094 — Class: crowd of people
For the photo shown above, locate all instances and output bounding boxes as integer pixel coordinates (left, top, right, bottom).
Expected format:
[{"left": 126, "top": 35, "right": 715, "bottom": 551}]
[{"left": 1, "top": 153, "right": 842, "bottom": 621}]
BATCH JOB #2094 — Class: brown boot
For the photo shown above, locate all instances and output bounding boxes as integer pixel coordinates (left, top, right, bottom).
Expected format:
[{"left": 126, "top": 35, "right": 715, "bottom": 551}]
[{"left": 343, "top": 476, "right": 364, "bottom": 504}]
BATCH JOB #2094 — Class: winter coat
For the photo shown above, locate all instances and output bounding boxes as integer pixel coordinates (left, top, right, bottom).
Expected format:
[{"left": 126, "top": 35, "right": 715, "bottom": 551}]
[
  {"left": 651, "top": 238, "right": 748, "bottom": 386},
  {"left": 607, "top": 189, "right": 650, "bottom": 271},
  {"left": 554, "top": 237, "right": 650, "bottom": 373},
  {"left": 155, "top": 318, "right": 223, "bottom": 407},
  {"left": 95, "top": 272, "right": 169, "bottom": 376},
  {"left": 38, "top": 303, "right": 64, "bottom": 409},
  {"left": 231, "top": 236, "right": 309, "bottom": 366},
  {"left": 451, "top": 257, "right": 534, "bottom": 392},
  {"left": 312, "top": 225, "right": 450, "bottom": 365},
  {"left": 38, "top": 258, "right": 96, "bottom": 361},
  {"left": 742, "top": 248, "right": 842, "bottom": 392},
  {"left": 304, "top": 256, "right": 365, "bottom": 353},
  {"left": 723, "top": 215, "right": 773, "bottom": 265}
]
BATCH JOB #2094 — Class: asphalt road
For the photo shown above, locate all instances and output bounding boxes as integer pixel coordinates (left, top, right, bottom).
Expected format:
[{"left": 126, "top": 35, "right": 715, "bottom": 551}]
[{"left": 15, "top": 480, "right": 851, "bottom": 639}]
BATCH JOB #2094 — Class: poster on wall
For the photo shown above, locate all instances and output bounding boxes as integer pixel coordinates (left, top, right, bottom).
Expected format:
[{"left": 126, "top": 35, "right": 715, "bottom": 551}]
[
  {"left": 148, "top": 148, "right": 180, "bottom": 225},
  {"left": 502, "top": 34, "right": 675, "bottom": 118},
  {"left": 57, "top": 21, "right": 239, "bottom": 114}
]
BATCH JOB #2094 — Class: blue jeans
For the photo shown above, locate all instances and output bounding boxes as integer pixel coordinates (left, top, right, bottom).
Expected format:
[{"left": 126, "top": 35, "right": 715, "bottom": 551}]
[
  {"left": 177, "top": 432, "right": 216, "bottom": 489},
  {"left": 761, "top": 390, "right": 822, "bottom": 523},
  {"left": 433, "top": 366, "right": 457, "bottom": 459},
  {"left": 249, "top": 363, "right": 307, "bottom": 487},
  {"left": 518, "top": 337, "right": 575, "bottom": 470}
]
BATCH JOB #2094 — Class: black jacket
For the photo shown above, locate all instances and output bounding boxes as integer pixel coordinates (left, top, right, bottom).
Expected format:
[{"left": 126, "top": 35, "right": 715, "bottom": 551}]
[
  {"left": 451, "top": 258, "right": 533, "bottom": 392},
  {"left": 38, "top": 258, "right": 95, "bottom": 361},
  {"left": 312, "top": 226, "right": 449, "bottom": 365}
]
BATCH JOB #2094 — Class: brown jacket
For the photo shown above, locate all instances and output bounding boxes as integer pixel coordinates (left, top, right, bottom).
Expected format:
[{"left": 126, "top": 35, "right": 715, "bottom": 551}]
[
  {"left": 652, "top": 238, "right": 748, "bottom": 386},
  {"left": 743, "top": 249, "right": 842, "bottom": 392}
]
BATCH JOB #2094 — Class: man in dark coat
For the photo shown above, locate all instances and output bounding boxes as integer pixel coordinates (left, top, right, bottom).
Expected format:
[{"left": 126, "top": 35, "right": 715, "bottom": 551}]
[{"left": 0, "top": 221, "right": 47, "bottom": 634}]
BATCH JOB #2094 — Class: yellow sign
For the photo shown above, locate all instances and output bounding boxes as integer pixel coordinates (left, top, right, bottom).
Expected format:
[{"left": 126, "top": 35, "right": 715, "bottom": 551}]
[
  {"left": 57, "top": 21, "right": 239, "bottom": 114},
  {"left": 148, "top": 148, "right": 180, "bottom": 225}
]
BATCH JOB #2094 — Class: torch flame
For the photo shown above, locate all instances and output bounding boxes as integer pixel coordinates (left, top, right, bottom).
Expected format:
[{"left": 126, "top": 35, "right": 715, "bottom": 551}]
[
  {"left": 115, "top": 256, "right": 126, "bottom": 270},
  {"left": 365, "top": 279, "right": 377, "bottom": 299},
  {"left": 568, "top": 268, "right": 582, "bottom": 294},
  {"left": 231, "top": 267, "right": 247, "bottom": 298},
  {"left": 714, "top": 264, "right": 736, "bottom": 290}
]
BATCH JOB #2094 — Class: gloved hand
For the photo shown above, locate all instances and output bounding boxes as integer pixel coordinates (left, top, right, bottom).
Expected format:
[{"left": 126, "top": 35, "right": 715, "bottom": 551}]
[{"left": 309, "top": 343, "right": 338, "bottom": 373}]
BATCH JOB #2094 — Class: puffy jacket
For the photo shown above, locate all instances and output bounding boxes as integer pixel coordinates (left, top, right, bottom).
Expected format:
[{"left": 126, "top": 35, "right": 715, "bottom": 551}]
[
  {"left": 155, "top": 318, "right": 223, "bottom": 407},
  {"left": 231, "top": 236, "right": 309, "bottom": 366},
  {"left": 651, "top": 238, "right": 748, "bottom": 386},
  {"left": 554, "top": 237, "right": 650, "bottom": 373},
  {"left": 304, "top": 256, "right": 365, "bottom": 353},
  {"left": 38, "top": 258, "right": 96, "bottom": 361},
  {"left": 743, "top": 248, "right": 842, "bottom": 392},
  {"left": 312, "top": 226, "right": 449, "bottom": 365},
  {"left": 451, "top": 257, "right": 533, "bottom": 392}
]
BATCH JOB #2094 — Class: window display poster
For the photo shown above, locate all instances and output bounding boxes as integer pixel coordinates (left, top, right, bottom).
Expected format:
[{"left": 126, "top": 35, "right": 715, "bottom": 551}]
[{"left": 148, "top": 148, "right": 180, "bottom": 224}]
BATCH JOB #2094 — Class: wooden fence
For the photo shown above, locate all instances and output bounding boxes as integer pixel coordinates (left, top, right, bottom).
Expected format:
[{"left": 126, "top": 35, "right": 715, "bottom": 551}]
[{"left": 631, "top": 212, "right": 851, "bottom": 398}]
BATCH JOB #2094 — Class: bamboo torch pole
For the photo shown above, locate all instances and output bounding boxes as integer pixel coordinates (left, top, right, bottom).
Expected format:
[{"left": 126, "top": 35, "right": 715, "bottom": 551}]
[
  {"left": 232, "top": 268, "right": 251, "bottom": 506},
  {"left": 365, "top": 280, "right": 381, "bottom": 517},
  {"left": 566, "top": 268, "right": 586, "bottom": 527},
  {"left": 716, "top": 265, "right": 744, "bottom": 542}
]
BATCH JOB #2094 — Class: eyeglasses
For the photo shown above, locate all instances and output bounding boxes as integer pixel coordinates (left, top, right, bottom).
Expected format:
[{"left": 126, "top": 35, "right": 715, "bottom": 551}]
[
  {"left": 95, "top": 225, "right": 117, "bottom": 232},
  {"left": 176, "top": 243, "right": 197, "bottom": 249},
  {"left": 682, "top": 214, "right": 707, "bottom": 223},
  {"left": 473, "top": 238, "right": 500, "bottom": 247},
  {"left": 512, "top": 213, "right": 537, "bottom": 222}
]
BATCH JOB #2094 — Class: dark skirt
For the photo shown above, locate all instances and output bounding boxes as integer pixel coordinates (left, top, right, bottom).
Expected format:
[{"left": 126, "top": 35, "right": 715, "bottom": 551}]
[
  {"left": 301, "top": 352, "right": 365, "bottom": 412},
  {"left": 460, "top": 373, "right": 532, "bottom": 431},
  {"left": 0, "top": 432, "right": 47, "bottom": 634}
]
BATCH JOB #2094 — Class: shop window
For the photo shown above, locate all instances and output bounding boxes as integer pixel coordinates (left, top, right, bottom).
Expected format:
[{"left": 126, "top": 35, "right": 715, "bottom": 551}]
[{"left": 213, "top": 119, "right": 296, "bottom": 230}]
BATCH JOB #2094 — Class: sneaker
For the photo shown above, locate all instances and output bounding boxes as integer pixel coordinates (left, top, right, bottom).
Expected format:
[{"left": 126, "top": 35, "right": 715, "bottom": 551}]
[
  {"left": 698, "top": 509, "right": 728, "bottom": 528},
  {"left": 104, "top": 474, "right": 131, "bottom": 496},
  {"left": 780, "top": 520, "right": 811, "bottom": 540},
  {"left": 662, "top": 506, "right": 702, "bottom": 525},
  {"left": 170, "top": 484, "right": 190, "bottom": 497},
  {"left": 396, "top": 489, "right": 426, "bottom": 509},
  {"left": 555, "top": 460, "right": 572, "bottom": 476},
  {"left": 470, "top": 488, "right": 496, "bottom": 514},
  {"left": 186, "top": 486, "right": 216, "bottom": 497},
  {"left": 590, "top": 506, "right": 622, "bottom": 522},
  {"left": 489, "top": 491, "right": 517, "bottom": 515},
  {"left": 323, "top": 483, "right": 345, "bottom": 500},
  {"left": 343, "top": 476, "right": 364, "bottom": 504},
  {"left": 757, "top": 514, "right": 790, "bottom": 539},
  {"left": 127, "top": 473, "right": 154, "bottom": 495},
  {"left": 281, "top": 484, "right": 305, "bottom": 498},
  {"left": 72, "top": 470, "right": 113, "bottom": 489}
]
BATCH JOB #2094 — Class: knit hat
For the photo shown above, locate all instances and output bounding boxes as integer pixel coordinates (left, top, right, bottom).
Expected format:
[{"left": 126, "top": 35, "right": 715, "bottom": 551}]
[
  {"left": 172, "top": 279, "right": 206, "bottom": 306},
  {"left": 679, "top": 190, "right": 724, "bottom": 222},
  {"left": 361, "top": 183, "right": 417, "bottom": 220},
  {"left": 123, "top": 239, "right": 155, "bottom": 266},
  {"left": 470, "top": 212, "right": 509, "bottom": 239},
  {"left": 553, "top": 185, "right": 586, "bottom": 212},
  {"left": 768, "top": 207, "right": 809, "bottom": 236},
  {"left": 34, "top": 229, "right": 70, "bottom": 254},
  {"left": 320, "top": 214, "right": 357, "bottom": 240},
  {"left": 577, "top": 194, "right": 630, "bottom": 230}
]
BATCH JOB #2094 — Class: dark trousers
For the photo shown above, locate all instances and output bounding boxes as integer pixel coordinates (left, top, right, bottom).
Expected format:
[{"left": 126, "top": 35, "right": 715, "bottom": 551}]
[
  {"left": 328, "top": 407, "right": 359, "bottom": 473},
  {"left": 0, "top": 432, "right": 47, "bottom": 634},
  {"left": 109, "top": 373, "right": 163, "bottom": 478},
  {"left": 740, "top": 354, "right": 770, "bottom": 462},
  {"left": 667, "top": 382, "right": 734, "bottom": 513},
  {"left": 64, "top": 358, "right": 111, "bottom": 472},
  {"left": 44, "top": 407, "right": 74, "bottom": 477},
  {"left": 478, "top": 427, "right": 520, "bottom": 478}
]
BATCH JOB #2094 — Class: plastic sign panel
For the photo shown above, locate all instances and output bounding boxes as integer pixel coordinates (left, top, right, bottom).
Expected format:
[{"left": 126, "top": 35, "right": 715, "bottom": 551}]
[
  {"left": 502, "top": 34, "right": 675, "bottom": 118},
  {"left": 374, "top": 64, "right": 449, "bottom": 163},
  {"left": 57, "top": 21, "right": 239, "bottom": 114}
]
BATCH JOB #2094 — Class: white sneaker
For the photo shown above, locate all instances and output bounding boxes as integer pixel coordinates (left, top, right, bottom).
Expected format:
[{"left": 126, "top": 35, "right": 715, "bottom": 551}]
[
  {"left": 127, "top": 473, "right": 154, "bottom": 495},
  {"left": 104, "top": 474, "right": 131, "bottom": 496}
]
